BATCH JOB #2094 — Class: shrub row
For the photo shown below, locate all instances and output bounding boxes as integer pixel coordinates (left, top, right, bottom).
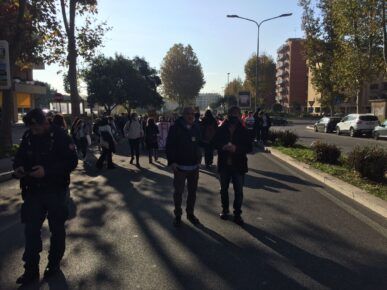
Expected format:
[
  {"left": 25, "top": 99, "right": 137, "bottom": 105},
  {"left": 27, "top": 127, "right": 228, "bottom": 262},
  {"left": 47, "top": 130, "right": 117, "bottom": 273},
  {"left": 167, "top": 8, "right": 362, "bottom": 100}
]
[
  {"left": 268, "top": 130, "right": 299, "bottom": 147},
  {"left": 348, "top": 145, "right": 387, "bottom": 182},
  {"left": 311, "top": 141, "right": 341, "bottom": 164}
]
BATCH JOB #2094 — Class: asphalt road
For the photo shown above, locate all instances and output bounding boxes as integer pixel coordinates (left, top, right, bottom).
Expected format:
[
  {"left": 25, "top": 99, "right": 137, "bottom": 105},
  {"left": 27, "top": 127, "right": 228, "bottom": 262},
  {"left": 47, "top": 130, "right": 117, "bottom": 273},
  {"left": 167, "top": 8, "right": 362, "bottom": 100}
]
[
  {"left": 0, "top": 143, "right": 387, "bottom": 290},
  {"left": 272, "top": 119, "right": 387, "bottom": 154}
]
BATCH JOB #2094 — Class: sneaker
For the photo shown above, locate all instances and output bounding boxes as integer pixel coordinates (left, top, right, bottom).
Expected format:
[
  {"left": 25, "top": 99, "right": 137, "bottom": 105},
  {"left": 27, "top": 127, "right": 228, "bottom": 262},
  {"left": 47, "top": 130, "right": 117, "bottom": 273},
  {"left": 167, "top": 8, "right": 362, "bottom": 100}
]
[
  {"left": 187, "top": 214, "right": 200, "bottom": 225},
  {"left": 233, "top": 215, "right": 244, "bottom": 226},
  {"left": 219, "top": 211, "right": 229, "bottom": 220},
  {"left": 173, "top": 216, "right": 182, "bottom": 227},
  {"left": 16, "top": 270, "right": 39, "bottom": 285},
  {"left": 43, "top": 264, "right": 60, "bottom": 279}
]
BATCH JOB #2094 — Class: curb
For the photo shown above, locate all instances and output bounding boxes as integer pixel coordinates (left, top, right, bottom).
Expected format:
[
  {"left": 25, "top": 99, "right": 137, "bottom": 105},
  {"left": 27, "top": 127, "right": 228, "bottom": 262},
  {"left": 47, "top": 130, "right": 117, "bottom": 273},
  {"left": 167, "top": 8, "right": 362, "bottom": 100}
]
[
  {"left": 268, "top": 147, "right": 387, "bottom": 219},
  {"left": 0, "top": 171, "right": 13, "bottom": 183},
  {"left": 306, "top": 126, "right": 314, "bottom": 130}
]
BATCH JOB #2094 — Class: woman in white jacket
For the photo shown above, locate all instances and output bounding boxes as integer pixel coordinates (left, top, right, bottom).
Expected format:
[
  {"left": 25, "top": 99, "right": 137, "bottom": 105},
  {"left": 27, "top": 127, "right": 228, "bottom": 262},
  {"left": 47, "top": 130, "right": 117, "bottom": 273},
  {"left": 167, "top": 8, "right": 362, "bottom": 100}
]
[{"left": 124, "top": 113, "right": 144, "bottom": 166}]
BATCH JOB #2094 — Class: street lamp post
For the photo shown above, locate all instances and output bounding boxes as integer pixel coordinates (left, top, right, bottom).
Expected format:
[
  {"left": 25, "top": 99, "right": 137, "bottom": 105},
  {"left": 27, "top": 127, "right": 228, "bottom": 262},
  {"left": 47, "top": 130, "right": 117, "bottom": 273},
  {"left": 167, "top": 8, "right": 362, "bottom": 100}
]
[{"left": 227, "top": 13, "right": 292, "bottom": 111}]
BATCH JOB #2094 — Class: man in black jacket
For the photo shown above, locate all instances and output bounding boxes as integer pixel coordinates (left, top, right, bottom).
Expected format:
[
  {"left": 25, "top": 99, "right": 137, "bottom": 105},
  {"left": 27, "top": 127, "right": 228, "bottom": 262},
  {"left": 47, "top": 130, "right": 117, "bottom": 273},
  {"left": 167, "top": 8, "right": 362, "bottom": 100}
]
[
  {"left": 13, "top": 109, "right": 78, "bottom": 285},
  {"left": 166, "top": 107, "right": 202, "bottom": 227},
  {"left": 213, "top": 106, "right": 253, "bottom": 225}
]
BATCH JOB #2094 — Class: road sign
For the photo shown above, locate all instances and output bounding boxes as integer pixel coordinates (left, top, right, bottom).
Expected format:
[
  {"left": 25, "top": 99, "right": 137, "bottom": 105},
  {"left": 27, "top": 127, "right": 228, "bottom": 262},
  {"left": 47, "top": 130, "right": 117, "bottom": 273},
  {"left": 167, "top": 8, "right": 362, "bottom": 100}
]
[
  {"left": 0, "top": 40, "right": 11, "bottom": 89},
  {"left": 238, "top": 91, "right": 251, "bottom": 109}
]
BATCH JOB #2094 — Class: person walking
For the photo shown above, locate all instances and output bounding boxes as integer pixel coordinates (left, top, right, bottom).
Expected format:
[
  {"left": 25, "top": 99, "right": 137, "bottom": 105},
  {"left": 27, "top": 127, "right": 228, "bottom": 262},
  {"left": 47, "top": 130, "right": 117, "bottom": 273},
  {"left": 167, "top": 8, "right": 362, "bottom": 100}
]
[
  {"left": 71, "top": 118, "right": 89, "bottom": 161},
  {"left": 96, "top": 117, "right": 116, "bottom": 169},
  {"left": 13, "top": 109, "right": 78, "bottom": 285},
  {"left": 254, "top": 110, "right": 263, "bottom": 144},
  {"left": 145, "top": 118, "right": 159, "bottom": 163},
  {"left": 261, "top": 111, "right": 272, "bottom": 145},
  {"left": 213, "top": 106, "right": 252, "bottom": 226},
  {"left": 200, "top": 109, "right": 217, "bottom": 168},
  {"left": 166, "top": 107, "right": 202, "bottom": 227},
  {"left": 244, "top": 111, "right": 256, "bottom": 142},
  {"left": 124, "top": 113, "right": 144, "bottom": 166}
]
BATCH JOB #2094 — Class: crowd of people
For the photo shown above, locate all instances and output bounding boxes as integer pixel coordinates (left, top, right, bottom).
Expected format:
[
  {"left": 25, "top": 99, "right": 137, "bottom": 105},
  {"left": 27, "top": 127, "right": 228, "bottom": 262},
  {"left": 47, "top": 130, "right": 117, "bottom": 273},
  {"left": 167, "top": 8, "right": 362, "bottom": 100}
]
[{"left": 11, "top": 106, "right": 272, "bottom": 286}]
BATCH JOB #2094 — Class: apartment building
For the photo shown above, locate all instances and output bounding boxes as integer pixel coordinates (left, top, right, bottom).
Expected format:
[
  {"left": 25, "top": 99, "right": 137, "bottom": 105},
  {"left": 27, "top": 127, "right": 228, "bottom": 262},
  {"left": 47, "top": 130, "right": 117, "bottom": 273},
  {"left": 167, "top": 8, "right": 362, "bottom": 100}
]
[
  {"left": 307, "top": 68, "right": 387, "bottom": 116},
  {"left": 275, "top": 38, "right": 308, "bottom": 112}
]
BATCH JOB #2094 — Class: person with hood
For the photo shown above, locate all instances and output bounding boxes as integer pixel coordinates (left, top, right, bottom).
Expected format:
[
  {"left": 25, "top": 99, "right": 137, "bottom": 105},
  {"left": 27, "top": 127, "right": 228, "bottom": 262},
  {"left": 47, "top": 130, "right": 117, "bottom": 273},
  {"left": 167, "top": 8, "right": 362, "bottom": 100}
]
[
  {"left": 145, "top": 118, "right": 159, "bottom": 163},
  {"left": 200, "top": 109, "right": 218, "bottom": 168},
  {"left": 213, "top": 106, "right": 253, "bottom": 226},
  {"left": 166, "top": 107, "right": 202, "bottom": 227},
  {"left": 124, "top": 113, "right": 144, "bottom": 166}
]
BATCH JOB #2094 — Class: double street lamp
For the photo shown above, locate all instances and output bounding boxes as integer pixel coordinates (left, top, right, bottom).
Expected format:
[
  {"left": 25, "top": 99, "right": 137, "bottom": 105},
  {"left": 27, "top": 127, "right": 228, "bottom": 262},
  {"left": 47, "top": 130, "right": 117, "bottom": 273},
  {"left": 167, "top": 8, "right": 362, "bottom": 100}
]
[{"left": 227, "top": 13, "right": 292, "bottom": 110}]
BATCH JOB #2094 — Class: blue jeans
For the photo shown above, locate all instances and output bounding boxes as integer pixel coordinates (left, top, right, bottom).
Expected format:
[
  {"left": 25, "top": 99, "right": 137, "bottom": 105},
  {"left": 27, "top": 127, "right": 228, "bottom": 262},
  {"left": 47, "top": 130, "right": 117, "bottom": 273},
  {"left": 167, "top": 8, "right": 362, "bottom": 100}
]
[{"left": 219, "top": 170, "right": 245, "bottom": 216}]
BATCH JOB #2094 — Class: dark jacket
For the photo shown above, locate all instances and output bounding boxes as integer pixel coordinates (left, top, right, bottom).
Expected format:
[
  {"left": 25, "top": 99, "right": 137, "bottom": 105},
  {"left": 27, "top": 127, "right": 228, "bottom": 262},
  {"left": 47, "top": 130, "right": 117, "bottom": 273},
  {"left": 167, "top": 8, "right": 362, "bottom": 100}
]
[
  {"left": 213, "top": 120, "right": 252, "bottom": 173},
  {"left": 145, "top": 124, "right": 159, "bottom": 146},
  {"left": 200, "top": 116, "right": 218, "bottom": 143},
  {"left": 166, "top": 117, "right": 202, "bottom": 166},
  {"left": 13, "top": 125, "right": 78, "bottom": 191}
]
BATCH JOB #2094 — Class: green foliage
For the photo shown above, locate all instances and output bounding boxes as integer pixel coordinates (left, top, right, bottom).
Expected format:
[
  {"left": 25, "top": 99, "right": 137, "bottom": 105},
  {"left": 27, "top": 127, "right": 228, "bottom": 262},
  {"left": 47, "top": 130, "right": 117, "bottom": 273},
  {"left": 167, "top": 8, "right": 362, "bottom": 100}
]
[
  {"left": 311, "top": 141, "right": 341, "bottom": 164},
  {"left": 348, "top": 145, "right": 387, "bottom": 182},
  {"left": 160, "top": 44, "right": 205, "bottom": 107},
  {"left": 84, "top": 54, "right": 163, "bottom": 114},
  {"left": 272, "top": 103, "right": 283, "bottom": 113},
  {"left": 224, "top": 78, "right": 244, "bottom": 99},
  {"left": 269, "top": 130, "right": 299, "bottom": 147},
  {"left": 299, "top": 0, "right": 385, "bottom": 113},
  {"left": 0, "top": 144, "right": 19, "bottom": 159},
  {"left": 274, "top": 145, "right": 387, "bottom": 200},
  {"left": 244, "top": 54, "right": 276, "bottom": 106}
]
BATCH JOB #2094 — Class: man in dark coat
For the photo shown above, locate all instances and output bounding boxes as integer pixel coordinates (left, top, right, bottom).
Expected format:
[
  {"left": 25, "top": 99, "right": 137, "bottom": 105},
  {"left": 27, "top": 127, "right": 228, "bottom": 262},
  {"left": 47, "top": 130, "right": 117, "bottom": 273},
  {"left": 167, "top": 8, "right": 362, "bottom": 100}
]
[
  {"left": 166, "top": 107, "right": 202, "bottom": 227},
  {"left": 213, "top": 106, "right": 252, "bottom": 225},
  {"left": 13, "top": 108, "right": 78, "bottom": 285}
]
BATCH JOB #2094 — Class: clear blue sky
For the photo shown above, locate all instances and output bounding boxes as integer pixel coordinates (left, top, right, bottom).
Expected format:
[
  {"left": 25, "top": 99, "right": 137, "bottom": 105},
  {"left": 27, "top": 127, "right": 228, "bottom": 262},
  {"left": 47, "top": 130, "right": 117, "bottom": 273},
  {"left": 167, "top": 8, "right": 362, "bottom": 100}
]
[{"left": 34, "top": 0, "right": 304, "bottom": 95}]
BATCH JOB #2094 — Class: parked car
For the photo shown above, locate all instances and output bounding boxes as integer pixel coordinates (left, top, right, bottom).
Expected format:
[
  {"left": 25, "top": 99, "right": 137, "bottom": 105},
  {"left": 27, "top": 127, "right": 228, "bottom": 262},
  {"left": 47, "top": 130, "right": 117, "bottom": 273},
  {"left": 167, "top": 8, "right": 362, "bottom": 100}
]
[
  {"left": 336, "top": 114, "right": 380, "bottom": 137},
  {"left": 314, "top": 116, "right": 341, "bottom": 133},
  {"left": 271, "top": 116, "right": 288, "bottom": 126},
  {"left": 373, "top": 120, "right": 387, "bottom": 140}
]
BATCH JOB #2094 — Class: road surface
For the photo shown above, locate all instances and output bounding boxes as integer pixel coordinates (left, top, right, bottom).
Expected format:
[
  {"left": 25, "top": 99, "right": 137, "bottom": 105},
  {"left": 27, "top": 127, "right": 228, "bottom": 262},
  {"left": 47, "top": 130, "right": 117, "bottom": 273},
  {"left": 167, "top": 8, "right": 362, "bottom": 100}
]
[
  {"left": 0, "top": 144, "right": 386, "bottom": 290},
  {"left": 272, "top": 119, "right": 387, "bottom": 153}
]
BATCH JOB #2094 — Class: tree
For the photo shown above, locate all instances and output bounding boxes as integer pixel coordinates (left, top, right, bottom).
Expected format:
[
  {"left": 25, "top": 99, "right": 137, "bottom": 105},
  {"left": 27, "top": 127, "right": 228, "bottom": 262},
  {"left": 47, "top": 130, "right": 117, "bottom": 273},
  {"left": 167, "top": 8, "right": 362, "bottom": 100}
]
[
  {"left": 0, "top": 0, "right": 60, "bottom": 148},
  {"left": 224, "top": 78, "right": 244, "bottom": 98},
  {"left": 84, "top": 55, "right": 163, "bottom": 114},
  {"left": 160, "top": 44, "right": 205, "bottom": 108},
  {"left": 244, "top": 54, "right": 276, "bottom": 108},
  {"left": 299, "top": 0, "right": 341, "bottom": 116},
  {"left": 59, "top": 0, "right": 108, "bottom": 117},
  {"left": 332, "top": 0, "right": 385, "bottom": 113}
]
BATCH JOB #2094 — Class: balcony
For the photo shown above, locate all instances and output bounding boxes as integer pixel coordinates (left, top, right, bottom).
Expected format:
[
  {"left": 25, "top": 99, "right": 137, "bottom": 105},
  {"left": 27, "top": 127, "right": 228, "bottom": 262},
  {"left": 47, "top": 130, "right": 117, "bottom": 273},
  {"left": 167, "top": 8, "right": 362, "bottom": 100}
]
[{"left": 277, "top": 44, "right": 290, "bottom": 54}]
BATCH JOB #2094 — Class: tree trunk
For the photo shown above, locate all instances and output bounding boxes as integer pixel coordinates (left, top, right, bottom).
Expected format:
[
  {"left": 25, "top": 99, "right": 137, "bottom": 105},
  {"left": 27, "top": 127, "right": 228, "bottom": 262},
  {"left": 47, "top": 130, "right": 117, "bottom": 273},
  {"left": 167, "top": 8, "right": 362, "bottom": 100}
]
[
  {"left": 67, "top": 0, "right": 80, "bottom": 117},
  {"left": 356, "top": 89, "right": 360, "bottom": 114},
  {"left": 0, "top": 89, "right": 14, "bottom": 149},
  {"left": 0, "top": 0, "right": 27, "bottom": 149}
]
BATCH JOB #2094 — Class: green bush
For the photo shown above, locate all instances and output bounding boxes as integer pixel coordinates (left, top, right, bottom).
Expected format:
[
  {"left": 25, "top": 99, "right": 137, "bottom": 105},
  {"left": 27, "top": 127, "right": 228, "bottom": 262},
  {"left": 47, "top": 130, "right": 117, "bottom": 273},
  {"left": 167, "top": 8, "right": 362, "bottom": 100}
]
[
  {"left": 0, "top": 144, "right": 20, "bottom": 159},
  {"left": 347, "top": 145, "right": 387, "bottom": 182},
  {"left": 311, "top": 141, "right": 341, "bottom": 164},
  {"left": 269, "top": 130, "right": 299, "bottom": 147}
]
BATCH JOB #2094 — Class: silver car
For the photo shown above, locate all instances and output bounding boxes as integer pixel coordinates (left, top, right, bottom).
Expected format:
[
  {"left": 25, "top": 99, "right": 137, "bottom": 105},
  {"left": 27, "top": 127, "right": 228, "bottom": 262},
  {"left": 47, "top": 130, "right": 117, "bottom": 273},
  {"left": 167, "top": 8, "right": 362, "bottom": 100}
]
[{"left": 373, "top": 120, "right": 387, "bottom": 140}]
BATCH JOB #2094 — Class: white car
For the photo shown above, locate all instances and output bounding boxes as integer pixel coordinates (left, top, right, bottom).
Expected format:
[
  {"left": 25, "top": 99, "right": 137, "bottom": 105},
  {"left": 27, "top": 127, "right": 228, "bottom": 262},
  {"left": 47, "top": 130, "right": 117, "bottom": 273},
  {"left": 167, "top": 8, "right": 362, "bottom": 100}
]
[{"left": 336, "top": 114, "right": 380, "bottom": 137}]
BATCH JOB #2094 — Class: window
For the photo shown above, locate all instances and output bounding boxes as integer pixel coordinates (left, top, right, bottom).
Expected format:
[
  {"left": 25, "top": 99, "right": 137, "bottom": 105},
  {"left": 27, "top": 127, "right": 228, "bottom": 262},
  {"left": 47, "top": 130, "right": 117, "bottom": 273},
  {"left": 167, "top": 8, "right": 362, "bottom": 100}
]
[
  {"left": 315, "top": 107, "right": 321, "bottom": 113},
  {"left": 383, "top": 82, "right": 387, "bottom": 90},
  {"left": 370, "top": 84, "right": 379, "bottom": 90},
  {"left": 359, "top": 115, "right": 378, "bottom": 121}
]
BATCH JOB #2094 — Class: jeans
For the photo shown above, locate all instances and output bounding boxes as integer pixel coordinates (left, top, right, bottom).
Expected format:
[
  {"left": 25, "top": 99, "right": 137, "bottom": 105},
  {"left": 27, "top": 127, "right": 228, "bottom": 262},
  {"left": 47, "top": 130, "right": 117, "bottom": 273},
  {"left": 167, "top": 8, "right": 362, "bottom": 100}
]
[
  {"left": 219, "top": 170, "right": 245, "bottom": 216},
  {"left": 173, "top": 168, "right": 199, "bottom": 217},
  {"left": 203, "top": 143, "right": 214, "bottom": 166},
  {"left": 129, "top": 138, "right": 140, "bottom": 161},
  {"left": 21, "top": 189, "right": 68, "bottom": 271},
  {"left": 96, "top": 147, "right": 113, "bottom": 168}
]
